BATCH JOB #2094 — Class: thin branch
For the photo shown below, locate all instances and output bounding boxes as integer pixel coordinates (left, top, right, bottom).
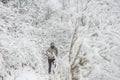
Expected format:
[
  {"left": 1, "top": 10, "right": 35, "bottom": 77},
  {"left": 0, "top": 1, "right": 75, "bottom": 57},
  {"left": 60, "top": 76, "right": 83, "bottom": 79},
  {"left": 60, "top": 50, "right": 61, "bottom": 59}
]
[{"left": 69, "top": 20, "right": 80, "bottom": 62}]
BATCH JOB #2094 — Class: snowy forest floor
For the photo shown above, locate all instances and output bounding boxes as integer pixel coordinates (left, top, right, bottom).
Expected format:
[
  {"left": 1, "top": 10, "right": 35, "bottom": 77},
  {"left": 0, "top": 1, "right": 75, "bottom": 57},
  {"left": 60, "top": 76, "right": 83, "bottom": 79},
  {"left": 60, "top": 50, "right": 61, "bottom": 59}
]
[{"left": 1, "top": 0, "right": 120, "bottom": 80}]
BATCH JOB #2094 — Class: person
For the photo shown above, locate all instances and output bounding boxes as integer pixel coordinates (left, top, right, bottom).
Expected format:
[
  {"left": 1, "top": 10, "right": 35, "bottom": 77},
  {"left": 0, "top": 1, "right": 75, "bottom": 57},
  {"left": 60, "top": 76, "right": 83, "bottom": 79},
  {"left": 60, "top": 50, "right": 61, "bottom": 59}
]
[{"left": 46, "top": 42, "right": 58, "bottom": 74}]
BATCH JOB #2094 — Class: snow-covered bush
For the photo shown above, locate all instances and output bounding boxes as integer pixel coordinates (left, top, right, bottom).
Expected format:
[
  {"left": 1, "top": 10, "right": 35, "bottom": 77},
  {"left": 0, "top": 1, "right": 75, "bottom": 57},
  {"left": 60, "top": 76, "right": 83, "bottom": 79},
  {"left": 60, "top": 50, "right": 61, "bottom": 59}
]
[{"left": 0, "top": 0, "right": 120, "bottom": 80}]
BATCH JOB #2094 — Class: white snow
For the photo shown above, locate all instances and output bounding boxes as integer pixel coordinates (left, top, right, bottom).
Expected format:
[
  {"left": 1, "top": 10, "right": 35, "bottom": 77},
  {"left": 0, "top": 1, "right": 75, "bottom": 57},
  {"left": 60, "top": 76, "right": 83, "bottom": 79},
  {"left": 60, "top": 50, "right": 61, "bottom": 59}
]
[{"left": 0, "top": 0, "right": 120, "bottom": 80}]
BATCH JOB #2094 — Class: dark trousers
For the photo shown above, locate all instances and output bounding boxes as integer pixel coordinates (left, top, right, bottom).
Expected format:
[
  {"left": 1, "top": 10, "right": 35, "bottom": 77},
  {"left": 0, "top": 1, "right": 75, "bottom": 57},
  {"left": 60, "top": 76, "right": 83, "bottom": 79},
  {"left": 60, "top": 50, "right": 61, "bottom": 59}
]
[{"left": 48, "top": 59, "right": 55, "bottom": 74}]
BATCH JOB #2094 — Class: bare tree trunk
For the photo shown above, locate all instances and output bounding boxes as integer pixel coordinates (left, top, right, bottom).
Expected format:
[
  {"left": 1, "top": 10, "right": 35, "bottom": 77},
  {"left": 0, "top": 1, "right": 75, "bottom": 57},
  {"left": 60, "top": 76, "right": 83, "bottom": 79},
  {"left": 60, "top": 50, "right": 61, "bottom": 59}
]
[{"left": 68, "top": 18, "right": 81, "bottom": 80}]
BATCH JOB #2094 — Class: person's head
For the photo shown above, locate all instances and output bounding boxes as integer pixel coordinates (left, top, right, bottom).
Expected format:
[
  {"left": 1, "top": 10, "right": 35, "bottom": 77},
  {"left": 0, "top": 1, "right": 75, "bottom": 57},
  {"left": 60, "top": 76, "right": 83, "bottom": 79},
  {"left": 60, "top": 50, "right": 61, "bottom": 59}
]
[{"left": 50, "top": 42, "right": 55, "bottom": 48}]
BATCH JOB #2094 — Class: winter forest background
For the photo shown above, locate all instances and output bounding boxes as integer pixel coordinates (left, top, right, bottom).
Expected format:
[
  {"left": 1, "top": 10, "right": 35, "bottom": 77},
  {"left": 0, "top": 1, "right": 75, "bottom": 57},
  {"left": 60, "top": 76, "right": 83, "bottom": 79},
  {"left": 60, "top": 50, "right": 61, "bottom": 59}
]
[{"left": 0, "top": 0, "right": 120, "bottom": 80}]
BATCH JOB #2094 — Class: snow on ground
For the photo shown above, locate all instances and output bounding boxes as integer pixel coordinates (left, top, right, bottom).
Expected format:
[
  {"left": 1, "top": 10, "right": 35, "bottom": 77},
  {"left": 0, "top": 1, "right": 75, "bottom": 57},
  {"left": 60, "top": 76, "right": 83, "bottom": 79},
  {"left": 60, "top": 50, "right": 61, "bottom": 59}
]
[
  {"left": 4, "top": 66, "right": 50, "bottom": 80},
  {"left": 0, "top": 0, "right": 120, "bottom": 80}
]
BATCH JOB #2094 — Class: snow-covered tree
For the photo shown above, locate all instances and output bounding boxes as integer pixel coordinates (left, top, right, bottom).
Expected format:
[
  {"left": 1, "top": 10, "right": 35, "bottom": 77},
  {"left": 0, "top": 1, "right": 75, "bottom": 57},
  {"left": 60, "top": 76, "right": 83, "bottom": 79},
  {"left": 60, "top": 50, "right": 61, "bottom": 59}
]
[{"left": 0, "top": 0, "right": 120, "bottom": 80}]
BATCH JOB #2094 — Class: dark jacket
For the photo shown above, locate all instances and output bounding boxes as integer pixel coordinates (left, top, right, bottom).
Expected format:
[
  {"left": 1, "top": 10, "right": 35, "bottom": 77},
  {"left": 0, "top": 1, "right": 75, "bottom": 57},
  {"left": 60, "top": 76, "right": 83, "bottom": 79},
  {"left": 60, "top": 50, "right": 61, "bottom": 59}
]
[{"left": 46, "top": 47, "right": 58, "bottom": 59}]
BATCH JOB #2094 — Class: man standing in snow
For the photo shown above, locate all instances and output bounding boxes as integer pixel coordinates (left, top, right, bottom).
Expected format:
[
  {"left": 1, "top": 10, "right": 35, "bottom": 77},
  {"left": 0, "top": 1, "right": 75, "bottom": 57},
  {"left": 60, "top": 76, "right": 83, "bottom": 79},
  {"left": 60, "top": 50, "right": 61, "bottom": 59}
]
[{"left": 46, "top": 42, "right": 58, "bottom": 74}]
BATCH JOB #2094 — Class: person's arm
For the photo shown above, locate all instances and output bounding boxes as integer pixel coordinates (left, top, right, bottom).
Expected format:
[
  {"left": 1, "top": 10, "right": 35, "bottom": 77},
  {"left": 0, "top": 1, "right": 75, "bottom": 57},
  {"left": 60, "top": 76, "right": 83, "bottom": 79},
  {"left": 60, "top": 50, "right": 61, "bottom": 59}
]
[{"left": 55, "top": 47, "right": 58, "bottom": 56}]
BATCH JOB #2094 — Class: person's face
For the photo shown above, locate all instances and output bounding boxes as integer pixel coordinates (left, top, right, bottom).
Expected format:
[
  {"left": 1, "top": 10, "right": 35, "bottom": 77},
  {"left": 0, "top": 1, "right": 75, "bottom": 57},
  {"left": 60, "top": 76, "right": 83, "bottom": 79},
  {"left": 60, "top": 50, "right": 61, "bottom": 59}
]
[{"left": 50, "top": 44, "right": 54, "bottom": 48}]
